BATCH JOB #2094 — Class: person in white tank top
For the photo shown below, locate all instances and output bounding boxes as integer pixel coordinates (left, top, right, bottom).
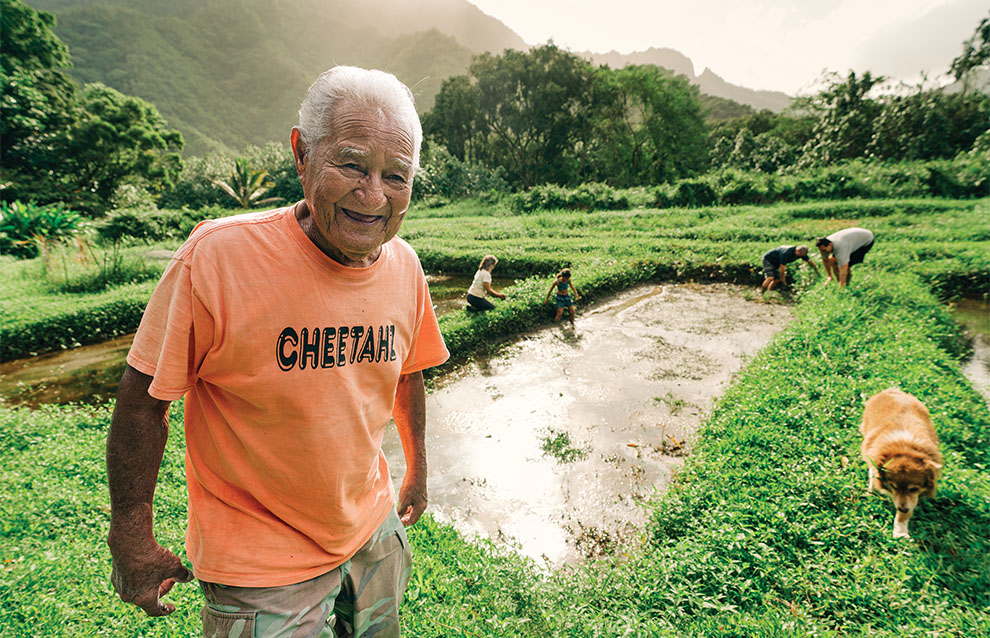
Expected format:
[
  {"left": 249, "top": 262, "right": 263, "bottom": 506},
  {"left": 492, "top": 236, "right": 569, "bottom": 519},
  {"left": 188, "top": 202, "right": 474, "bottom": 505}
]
[{"left": 466, "top": 254, "right": 506, "bottom": 311}]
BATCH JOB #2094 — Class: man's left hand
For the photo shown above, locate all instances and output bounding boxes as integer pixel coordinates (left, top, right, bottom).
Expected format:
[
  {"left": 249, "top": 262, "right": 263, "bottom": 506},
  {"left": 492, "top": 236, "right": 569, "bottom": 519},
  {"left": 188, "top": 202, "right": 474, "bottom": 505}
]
[{"left": 397, "top": 473, "right": 427, "bottom": 526}]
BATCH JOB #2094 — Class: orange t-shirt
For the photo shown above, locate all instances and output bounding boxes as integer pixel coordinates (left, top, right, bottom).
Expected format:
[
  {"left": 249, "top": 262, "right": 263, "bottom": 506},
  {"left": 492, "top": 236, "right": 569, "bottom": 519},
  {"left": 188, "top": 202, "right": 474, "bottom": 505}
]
[{"left": 127, "top": 203, "right": 449, "bottom": 586}]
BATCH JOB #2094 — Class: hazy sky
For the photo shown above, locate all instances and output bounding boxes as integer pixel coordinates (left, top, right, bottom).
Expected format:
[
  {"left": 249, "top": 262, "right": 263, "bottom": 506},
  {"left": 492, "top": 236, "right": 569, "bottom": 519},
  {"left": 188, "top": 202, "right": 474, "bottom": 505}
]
[{"left": 466, "top": 0, "right": 988, "bottom": 95}]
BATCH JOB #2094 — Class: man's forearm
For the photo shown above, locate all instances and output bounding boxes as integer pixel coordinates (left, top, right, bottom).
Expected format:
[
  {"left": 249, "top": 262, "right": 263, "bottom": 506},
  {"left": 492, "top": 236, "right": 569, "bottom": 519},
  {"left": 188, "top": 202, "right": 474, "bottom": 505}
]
[
  {"left": 393, "top": 371, "right": 427, "bottom": 474},
  {"left": 107, "top": 366, "right": 171, "bottom": 545},
  {"left": 393, "top": 371, "right": 428, "bottom": 525}
]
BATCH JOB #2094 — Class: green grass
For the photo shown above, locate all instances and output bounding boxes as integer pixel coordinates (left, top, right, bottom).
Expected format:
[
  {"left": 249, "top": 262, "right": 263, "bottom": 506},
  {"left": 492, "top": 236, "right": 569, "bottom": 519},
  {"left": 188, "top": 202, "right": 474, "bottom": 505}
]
[
  {"left": 2, "top": 270, "right": 986, "bottom": 636},
  {"left": 539, "top": 429, "right": 590, "bottom": 463},
  {"left": 1, "top": 197, "right": 988, "bottom": 636}
]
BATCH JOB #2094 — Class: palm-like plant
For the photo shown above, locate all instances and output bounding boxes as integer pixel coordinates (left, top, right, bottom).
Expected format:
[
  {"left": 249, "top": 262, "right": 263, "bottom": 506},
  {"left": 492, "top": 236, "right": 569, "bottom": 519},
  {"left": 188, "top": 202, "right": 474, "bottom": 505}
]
[{"left": 212, "top": 157, "right": 283, "bottom": 209}]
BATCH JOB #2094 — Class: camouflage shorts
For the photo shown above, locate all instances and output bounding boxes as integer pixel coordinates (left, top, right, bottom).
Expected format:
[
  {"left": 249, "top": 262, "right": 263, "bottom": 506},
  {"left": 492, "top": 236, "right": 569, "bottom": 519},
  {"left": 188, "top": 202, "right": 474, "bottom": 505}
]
[{"left": 200, "top": 509, "right": 412, "bottom": 638}]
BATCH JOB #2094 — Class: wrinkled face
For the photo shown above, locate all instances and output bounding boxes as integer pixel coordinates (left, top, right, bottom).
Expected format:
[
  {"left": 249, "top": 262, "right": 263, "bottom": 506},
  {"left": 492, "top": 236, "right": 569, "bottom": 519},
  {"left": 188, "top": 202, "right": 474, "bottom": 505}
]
[
  {"left": 877, "top": 457, "right": 936, "bottom": 514},
  {"left": 292, "top": 101, "right": 415, "bottom": 267},
  {"left": 818, "top": 243, "right": 834, "bottom": 256}
]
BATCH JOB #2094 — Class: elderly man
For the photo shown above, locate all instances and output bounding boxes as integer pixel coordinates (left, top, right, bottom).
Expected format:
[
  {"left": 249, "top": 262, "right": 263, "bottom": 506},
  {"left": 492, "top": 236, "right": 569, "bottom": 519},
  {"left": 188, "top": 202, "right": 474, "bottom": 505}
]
[
  {"left": 816, "top": 227, "right": 875, "bottom": 287},
  {"left": 759, "top": 244, "right": 817, "bottom": 293},
  {"left": 106, "top": 67, "right": 449, "bottom": 637}
]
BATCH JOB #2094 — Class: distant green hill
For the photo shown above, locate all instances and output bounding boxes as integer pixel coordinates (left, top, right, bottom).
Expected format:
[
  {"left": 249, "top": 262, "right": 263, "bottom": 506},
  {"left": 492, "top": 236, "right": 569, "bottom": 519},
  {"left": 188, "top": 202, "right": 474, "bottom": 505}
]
[
  {"left": 29, "top": 0, "right": 489, "bottom": 155},
  {"left": 28, "top": 0, "right": 773, "bottom": 156}
]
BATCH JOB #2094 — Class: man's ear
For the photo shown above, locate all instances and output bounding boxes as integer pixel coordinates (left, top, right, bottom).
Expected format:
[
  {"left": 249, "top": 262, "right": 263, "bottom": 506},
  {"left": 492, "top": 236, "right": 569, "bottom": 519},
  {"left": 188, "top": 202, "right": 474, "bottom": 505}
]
[{"left": 290, "top": 127, "right": 306, "bottom": 177}]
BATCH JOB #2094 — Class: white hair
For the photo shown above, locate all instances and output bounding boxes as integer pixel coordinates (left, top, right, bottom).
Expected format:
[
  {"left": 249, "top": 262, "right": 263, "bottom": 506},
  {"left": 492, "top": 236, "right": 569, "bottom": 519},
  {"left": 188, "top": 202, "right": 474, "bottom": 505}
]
[{"left": 297, "top": 66, "right": 422, "bottom": 169}]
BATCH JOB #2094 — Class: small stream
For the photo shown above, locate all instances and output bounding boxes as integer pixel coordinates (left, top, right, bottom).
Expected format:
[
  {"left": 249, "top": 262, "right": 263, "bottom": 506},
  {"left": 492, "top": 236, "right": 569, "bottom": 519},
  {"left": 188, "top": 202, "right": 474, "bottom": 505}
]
[{"left": 0, "top": 274, "right": 512, "bottom": 408}]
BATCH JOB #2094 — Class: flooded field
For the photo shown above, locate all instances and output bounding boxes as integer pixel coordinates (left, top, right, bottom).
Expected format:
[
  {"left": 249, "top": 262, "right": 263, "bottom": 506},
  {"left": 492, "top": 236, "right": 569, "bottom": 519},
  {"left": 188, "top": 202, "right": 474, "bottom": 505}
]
[{"left": 383, "top": 283, "right": 792, "bottom": 565}]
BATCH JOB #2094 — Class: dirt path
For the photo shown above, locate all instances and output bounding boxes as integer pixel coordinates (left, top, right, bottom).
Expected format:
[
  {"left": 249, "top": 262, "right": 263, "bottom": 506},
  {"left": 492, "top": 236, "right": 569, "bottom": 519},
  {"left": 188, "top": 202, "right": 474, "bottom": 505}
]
[{"left": 382, "top": 283, "right": 792, "bottom": 565}]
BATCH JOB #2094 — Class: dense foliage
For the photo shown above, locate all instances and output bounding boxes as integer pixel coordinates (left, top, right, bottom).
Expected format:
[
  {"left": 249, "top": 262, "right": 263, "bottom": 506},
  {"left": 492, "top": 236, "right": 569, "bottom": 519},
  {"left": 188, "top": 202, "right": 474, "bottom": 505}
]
[
  {"left": 0, "top": 0, "right": 184, "bottom": 214},
  {"left": 158, "top": 142, "right": 302, "bottom": 210},
  {"left": 0, "top": 200, "right": 82, "bottom": 258},
  {"left": 424, "top": 45, "right": 708, "bottom": 189}
]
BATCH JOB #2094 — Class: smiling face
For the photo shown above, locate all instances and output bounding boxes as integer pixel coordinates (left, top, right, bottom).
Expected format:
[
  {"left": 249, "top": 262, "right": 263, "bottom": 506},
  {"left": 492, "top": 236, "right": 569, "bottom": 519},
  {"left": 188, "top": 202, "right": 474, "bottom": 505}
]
[{"left": 291, "top": 100, "right": 415, "bottom": 267}]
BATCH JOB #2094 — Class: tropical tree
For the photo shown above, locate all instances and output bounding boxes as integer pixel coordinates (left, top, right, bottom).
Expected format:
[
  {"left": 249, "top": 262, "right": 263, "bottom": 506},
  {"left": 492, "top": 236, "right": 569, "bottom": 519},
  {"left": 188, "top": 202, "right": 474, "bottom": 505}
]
[
  {"left": 469, "top": 44, "right": 599, "bottom": 188},
  {"left": 0, "top": 0, "right": 183, "bottom": 214},
  {"left": 0, "top": 0, "right": 79, "bottom": 201},
  {"left": 799, "top": 71, "right": 884, "bottom": 166},
  {"left": 421, "top": 75, "right": 479, "bottom": 162},
  {"left": 950, "top": 13, "right": 990, "bottom": 95},
  {"left": 213, "top": 157, "right": 282, "bottom": 209},
  {"left": 57, "top": 83, "right": 184, "bottom": 213},
  {"left": 587, "top": 65, "right": 707, "bottom": 185},
  {"left": 425, "top": 45, "right": 709, "bottom": 189}
]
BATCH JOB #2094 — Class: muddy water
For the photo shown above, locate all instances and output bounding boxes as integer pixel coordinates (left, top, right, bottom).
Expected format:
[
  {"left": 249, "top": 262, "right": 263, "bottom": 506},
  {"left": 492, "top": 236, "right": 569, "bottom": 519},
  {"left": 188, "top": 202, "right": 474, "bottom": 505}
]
[
  {"left": 951, "top": 297, "right": 990, "bottom": 403},
  {"left": 0, "top": 334, "right": 135, "bottom": 407},
  {"left": 0, "top": 274, "right": 512, "bottom": 408},
  {"left": 382, "top": 283, "right": 792, "bottom": 566}
]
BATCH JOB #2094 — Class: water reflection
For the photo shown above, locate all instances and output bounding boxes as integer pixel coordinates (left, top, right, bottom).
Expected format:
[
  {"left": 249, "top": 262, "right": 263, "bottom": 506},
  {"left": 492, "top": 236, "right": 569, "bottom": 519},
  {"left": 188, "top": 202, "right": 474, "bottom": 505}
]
[
  {"left": 950, "top": 296, "right": 990, "bottom": 403},
  {"left": 383, "top": 283, "right": 793, "bottom": 566}
]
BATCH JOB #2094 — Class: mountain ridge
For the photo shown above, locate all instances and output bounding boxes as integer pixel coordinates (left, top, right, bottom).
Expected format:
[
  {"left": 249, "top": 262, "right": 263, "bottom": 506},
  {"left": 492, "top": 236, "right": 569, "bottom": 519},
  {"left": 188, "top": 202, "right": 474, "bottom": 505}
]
[{"left": 28, "top": 0, "right": 790, "bottom": 156}]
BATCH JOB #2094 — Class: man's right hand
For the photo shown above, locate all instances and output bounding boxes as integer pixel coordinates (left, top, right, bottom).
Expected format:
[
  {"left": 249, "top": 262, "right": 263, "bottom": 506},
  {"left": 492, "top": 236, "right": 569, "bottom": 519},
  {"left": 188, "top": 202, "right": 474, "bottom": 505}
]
[{"left": 109, "top": 541, "right": 194, "bottom": 616}]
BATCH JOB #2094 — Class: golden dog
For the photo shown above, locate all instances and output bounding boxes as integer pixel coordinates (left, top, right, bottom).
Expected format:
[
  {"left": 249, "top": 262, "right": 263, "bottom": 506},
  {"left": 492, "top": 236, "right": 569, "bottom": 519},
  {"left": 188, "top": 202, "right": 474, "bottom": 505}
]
[{"left": 860, "top": 388, "right": 942, "bottom": 539}]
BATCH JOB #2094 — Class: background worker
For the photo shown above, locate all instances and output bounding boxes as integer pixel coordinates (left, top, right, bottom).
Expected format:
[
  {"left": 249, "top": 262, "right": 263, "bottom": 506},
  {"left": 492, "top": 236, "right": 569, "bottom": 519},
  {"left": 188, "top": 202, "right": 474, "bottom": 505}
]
[
  {"left": 760, "top": 244, "right": 817, "bottom": 292},
  {"left": 466, "top": 254, "right": 506, "bottom": 310},
  {"left": 817, "top": 227, "right": 875, "bottom": 287}
]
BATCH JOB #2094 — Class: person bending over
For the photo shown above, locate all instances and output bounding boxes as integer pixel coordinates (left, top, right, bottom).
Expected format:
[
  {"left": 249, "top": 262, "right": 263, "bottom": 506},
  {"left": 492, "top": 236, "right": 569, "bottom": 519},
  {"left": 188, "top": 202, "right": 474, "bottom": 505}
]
[
  {"left": 760, "top": 244, "right": 817, "bottom": 293},
  {"left": 816, "top": 227, "right": 874, "bottom": 287}
]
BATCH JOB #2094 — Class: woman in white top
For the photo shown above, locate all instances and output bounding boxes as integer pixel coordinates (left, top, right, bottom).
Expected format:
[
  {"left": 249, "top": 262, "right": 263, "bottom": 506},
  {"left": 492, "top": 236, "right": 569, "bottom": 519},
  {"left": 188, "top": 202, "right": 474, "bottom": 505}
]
[{"left": 466, "top": 254, "right": 506, "bottom": 310}]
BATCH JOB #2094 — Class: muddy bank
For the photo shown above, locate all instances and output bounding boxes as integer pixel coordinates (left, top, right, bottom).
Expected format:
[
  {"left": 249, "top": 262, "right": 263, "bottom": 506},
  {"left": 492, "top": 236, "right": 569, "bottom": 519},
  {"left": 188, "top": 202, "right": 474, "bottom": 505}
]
[{"left": 383, "top": 283, "right": 792, "bottom": 566}]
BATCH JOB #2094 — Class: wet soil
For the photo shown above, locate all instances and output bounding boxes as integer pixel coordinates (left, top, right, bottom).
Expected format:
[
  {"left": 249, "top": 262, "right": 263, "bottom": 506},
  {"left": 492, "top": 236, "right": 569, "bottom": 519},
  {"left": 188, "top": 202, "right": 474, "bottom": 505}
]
[{"left": 382, "top": 283, "right": 792, "bottom": 565}]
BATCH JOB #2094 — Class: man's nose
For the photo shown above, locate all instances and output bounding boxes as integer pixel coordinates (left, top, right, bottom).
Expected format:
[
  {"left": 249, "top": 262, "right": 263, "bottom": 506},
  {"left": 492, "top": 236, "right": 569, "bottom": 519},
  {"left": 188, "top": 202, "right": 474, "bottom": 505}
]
[{"left": 355, "top": 175, "right": 387, "bottom": 209}]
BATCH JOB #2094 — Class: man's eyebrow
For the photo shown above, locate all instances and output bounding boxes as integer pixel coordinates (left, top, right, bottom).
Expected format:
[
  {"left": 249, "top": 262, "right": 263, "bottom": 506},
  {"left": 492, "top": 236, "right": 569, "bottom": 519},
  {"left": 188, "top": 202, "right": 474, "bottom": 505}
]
[
  {"left": 336, "top": 146, "right": 412, "bottom": 173},
  {"left": 336, "top": 146, "right": 370, "bottom": 161},
  {"left": 391, "top": 158, "right": 413, "bottom": 174}
]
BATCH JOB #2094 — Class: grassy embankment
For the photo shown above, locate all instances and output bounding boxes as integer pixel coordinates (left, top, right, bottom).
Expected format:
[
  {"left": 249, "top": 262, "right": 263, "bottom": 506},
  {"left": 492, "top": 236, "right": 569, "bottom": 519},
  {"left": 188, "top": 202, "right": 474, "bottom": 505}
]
[
  {"left": 3, "top": 197, "right": 987, "bottom": 361},
  {"left": 1, "top": 198, "right": 988, "bottom": 636}
]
